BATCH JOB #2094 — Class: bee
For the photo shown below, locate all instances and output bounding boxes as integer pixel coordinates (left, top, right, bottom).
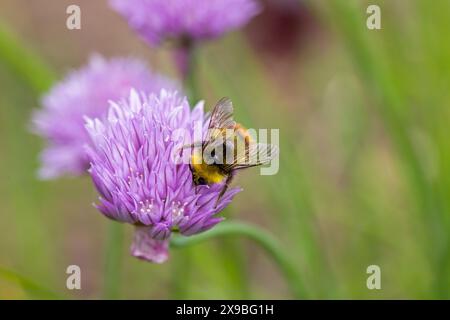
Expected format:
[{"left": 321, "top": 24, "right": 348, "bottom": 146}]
[{"left": 187, "top": 97, "right": 278, "bottom": 205}]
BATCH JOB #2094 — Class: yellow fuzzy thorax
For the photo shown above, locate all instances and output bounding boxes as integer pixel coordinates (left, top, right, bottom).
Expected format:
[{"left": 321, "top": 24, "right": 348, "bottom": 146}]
[{"left": 191, "top": 152, "right": 226, "bottom": 185}]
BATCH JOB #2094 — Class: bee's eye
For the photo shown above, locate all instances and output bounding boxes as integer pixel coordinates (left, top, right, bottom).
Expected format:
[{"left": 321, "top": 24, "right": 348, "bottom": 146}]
[{"left": 197, "top": 177, "right": 206, "bottom": 185}]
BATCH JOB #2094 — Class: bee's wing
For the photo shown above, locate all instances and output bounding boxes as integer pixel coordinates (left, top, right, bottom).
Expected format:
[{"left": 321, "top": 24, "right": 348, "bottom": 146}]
[
  {"left": 204, "top": 97, "right": 236, "bottom": 147},
  {"left": 224, "top": 142, "right": 279, "bottom": 171}
]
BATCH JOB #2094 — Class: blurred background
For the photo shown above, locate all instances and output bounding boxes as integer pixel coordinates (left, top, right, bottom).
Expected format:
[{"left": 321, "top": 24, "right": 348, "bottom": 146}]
[{"left": 1, "top": 0, "right": 449, "bottom": 299}]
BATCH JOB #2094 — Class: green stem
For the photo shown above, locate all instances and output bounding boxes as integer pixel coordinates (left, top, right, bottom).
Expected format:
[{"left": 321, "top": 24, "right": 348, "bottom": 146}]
[
  {"left": 171, "top": 222, "right": 307, "bottom": 299},
  {"left": 183, "top": 43, "right": 199, "bottom": 104},
  {"left": 170, "top": 247, "right": 193, "bottom": 299},
  {"left": 0, "top": 22, "right": 56, "bottom": 94},
  {"left": 0, "top": 265, "right": 63, "bottom": 299},
  {"left": 103, "top": 222, "right": 125, "bottom": 299}
]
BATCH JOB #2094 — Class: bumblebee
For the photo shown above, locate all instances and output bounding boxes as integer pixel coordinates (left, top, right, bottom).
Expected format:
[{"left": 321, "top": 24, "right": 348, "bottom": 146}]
[{"left": 188, "top": 98, "right": 278, "bottom": 205}]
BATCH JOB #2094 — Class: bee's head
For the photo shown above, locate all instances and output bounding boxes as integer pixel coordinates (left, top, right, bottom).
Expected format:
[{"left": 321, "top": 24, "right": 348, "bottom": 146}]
[{"left": 202, "top": 143, "right": 220, "bottom": 165}]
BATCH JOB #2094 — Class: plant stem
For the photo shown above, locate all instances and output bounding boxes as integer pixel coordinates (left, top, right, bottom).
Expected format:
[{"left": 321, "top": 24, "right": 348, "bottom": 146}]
[
  {"left": 103, "top": 222, "right": 125, "bottom": 299},
  {"left": 171, "top": 221, "right": 307, "bottom": 299},
  {"left": 175, "top": 39, "right": 199, "bottom": 104},
  {"left": 0, "top": 22, "right": 56, "bottom": 94},
  {"left": 0, "top": 265, "right": 63, "bottom": 299},
  {"left": 185, "top": 48, "right": 199, "bottom": 105}
]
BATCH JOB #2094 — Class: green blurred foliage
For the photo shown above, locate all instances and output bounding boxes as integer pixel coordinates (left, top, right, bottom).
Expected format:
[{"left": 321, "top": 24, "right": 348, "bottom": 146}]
[{"left": 0, "top": 0, "right": 449, "bottom": 299}]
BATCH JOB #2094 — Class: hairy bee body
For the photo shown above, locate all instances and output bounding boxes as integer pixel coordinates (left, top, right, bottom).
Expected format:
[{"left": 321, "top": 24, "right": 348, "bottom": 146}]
[
  {"left": 190, "top": 122, "right": 251, "bottom": 186},
  {"left": 187, "top": 98, "right": 277, "bottom": 204},
  {"left": 191, "top": 151, "right": 228, "bottom": 185}
]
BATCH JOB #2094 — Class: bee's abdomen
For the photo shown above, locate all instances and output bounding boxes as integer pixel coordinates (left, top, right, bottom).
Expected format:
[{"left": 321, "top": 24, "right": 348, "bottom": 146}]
[
  {"left": 193, "top": 172, "right": 207, "bottom": 185},
  {"left": 191, "top": 161, "right": 227, "bottom": 186}
]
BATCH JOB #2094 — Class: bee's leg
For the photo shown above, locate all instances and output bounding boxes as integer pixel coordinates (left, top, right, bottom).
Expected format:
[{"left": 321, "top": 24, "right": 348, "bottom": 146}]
[
  {"left": 215, "top": 174, "right": 234, "bottom": 208},
  {"left": 190, "top": 163, "right": 200, "bottom": 195}
]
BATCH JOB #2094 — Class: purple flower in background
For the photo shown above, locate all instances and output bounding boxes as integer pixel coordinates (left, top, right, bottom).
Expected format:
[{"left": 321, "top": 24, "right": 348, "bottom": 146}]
[
  {"left": 85, "top": 90, "right": 241, "bottom": 263},
  {"left": 110, "top": 0, "right": 261, "bottom": 46},
  {"left": 32, "top": 55, "right": 178, "bottom": 179}
]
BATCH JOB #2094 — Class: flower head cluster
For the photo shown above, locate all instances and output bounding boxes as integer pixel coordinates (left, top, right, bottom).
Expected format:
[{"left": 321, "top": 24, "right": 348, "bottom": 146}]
[
  {"left": 110, "top": 0, "right": 261, "bottom": 46},
  {"left": 32, "top": 55, "right": 178, "bottom": 179},
  {"left": 85, "top": 90, "right": 241, "bottom": 263}
]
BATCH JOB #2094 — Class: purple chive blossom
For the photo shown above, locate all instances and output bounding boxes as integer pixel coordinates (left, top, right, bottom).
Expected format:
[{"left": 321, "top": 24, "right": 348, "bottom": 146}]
[
  {"left": 109, "top": 0, "right": 262, "bottom": 46},
  {"left": 85, "top": 90, "right": 241, "bottom": 263},
  {"left": 32, "top": 55, "right": 178, "bottom": 179}
]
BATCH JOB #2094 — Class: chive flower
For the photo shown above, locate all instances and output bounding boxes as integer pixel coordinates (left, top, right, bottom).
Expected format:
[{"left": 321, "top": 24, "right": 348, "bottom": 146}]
[
  {"left": 32, "top": 55, "right": 178, "bottom": 179},
  {"left": 110, "top": 0, "right": 261, "bottom": 46},
  {"left": 85, "top": 90, "right": 241, "bottom": 263}
]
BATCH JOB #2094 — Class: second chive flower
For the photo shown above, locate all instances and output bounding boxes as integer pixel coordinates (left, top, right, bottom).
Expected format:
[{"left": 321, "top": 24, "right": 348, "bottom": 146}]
[
  {"left": 110, "top": 0, "right": 262, "bottom": 46},
  {"left": 32, "top": 55, "right": 177, "bottom": 179}
]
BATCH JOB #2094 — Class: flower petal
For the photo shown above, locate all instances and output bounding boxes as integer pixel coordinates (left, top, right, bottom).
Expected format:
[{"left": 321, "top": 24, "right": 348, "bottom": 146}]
[{"left": 130, "top": 226, "right": 170, "bottom": 263}]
